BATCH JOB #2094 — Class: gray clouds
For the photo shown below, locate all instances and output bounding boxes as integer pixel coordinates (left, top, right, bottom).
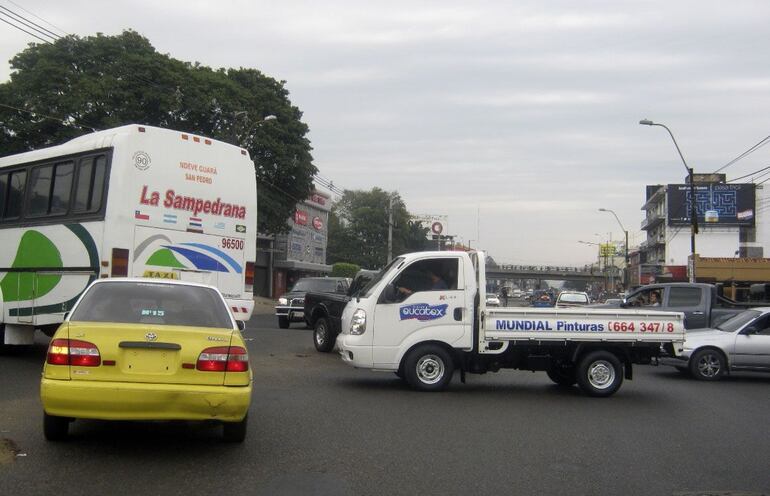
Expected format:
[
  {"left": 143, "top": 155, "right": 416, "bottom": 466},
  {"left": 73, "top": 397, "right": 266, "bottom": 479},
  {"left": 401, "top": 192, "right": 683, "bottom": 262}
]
[{"left": 2, "top": 0, "right": 770, "bottom": 264}]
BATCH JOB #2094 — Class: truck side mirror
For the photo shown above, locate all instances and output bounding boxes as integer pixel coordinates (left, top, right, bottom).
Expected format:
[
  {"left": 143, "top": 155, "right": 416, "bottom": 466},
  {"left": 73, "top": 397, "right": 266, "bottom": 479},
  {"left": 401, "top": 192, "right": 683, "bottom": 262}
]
[{"left": 236, "top": 320, "right": 246, "bottom": 331}]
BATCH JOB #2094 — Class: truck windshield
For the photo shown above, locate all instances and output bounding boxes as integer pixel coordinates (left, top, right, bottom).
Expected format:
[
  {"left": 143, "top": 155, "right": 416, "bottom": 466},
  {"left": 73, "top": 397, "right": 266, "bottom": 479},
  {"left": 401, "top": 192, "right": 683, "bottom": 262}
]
[
  {"left": 359, "top": 257, "right": 404, "bottom": 298},
  {"left": 716, "top": 309, "right": 761, "bottom": 332}
]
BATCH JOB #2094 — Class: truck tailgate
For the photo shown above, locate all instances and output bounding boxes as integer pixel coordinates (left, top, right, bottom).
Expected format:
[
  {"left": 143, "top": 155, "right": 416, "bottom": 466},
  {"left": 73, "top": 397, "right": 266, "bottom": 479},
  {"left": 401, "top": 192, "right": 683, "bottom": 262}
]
[{"left": 484, "top": 307, "right": 685, "bottom": 343}]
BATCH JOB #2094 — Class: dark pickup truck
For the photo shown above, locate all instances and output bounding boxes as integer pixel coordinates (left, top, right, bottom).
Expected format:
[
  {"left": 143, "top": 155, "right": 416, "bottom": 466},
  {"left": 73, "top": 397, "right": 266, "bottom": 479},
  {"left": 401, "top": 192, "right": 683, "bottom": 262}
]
[
  {"left": 593, "top": 282, "right": 763, "bottom": 329},
  {"left": 304, "top": 270, "right": 376, "bottom": 352},
  {"left": 275, "top": 277, "right": 350, "bottom": 329}
]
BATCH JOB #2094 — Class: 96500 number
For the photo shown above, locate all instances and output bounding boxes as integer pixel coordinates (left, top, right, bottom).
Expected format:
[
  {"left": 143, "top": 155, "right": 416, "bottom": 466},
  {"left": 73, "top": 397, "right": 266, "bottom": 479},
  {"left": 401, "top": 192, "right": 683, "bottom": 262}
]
[{"left": 221, "top": 238, "right": 244, "bottom": 250}]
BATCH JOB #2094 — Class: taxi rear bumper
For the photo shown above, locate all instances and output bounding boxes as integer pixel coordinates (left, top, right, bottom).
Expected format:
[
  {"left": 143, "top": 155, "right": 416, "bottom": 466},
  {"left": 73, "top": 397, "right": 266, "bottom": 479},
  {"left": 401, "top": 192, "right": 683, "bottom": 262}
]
[{"left": 41, "top": 378, "right": 251, "bottom": 422}]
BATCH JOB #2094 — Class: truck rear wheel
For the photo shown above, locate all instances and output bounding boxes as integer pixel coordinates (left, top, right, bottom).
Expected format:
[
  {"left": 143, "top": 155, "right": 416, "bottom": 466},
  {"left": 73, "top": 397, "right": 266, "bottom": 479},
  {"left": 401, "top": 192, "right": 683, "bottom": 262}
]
[
  {"left": 546, "top": 364, "right": 576, "bottom": 386},
  {"left": 576, "top": 351, "right": 623, "bottom": 397},
  {"left": 278, "top": 316, "right": 290, "bottom": 329},
  {"left": 404, "top": 344, "right": 454, "bottom": 392},
  {"left": 313, "top": 317, "right": 334, "bottom": 353}
]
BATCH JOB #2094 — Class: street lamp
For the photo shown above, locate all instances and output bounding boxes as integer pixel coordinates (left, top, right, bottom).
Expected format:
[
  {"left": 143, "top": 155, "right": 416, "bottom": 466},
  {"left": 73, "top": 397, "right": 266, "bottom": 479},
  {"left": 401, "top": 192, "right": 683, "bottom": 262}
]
[
  {"left": 639, "top": 119, "right": 698, "bottom": 282},
  {"left": 598, "top": 208, "right": 629, "bottom": 290},
  {"left": 231, "top": 113, "right": 277, "bottom": 145},
  {"left": 578, "top": 240, "right": 607, "bottom": 291}
]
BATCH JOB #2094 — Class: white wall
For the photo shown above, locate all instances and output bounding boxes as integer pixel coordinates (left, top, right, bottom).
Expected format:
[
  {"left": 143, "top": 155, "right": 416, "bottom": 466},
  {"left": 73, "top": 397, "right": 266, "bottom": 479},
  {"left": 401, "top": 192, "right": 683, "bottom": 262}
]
[
  {"left": 665, "top": 227, "right": 739, "bottom": 265},
  {"left": 755, "top": 185, "right": 770, "bottom": 254}
]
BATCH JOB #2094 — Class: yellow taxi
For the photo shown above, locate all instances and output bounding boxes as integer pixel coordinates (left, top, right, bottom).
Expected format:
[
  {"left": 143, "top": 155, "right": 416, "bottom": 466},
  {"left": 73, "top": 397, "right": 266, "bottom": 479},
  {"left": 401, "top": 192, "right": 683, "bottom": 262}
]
[{"left": 40, "top": 278, "right": 252, "bottom": 442}]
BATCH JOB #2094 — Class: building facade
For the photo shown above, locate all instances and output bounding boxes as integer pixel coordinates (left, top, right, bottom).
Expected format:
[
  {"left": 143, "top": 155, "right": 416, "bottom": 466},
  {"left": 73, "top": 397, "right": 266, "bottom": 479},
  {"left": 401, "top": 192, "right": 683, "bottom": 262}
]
[
  {"left": 272, "top": 190, "right": 332, "bottom": 296},
  {"left": 639, "top": 174, "right": 768, "bottom": 284}
]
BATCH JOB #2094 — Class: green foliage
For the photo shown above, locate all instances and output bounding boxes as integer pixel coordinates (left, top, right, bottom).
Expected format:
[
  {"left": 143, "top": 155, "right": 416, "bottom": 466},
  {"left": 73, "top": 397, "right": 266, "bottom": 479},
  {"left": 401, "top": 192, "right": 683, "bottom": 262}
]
[
  {"left": 327, "top": 188, "right": 429, "bottom": 269},
  {"left": 0, "top": 30, "right": 316, "bottom": 235},
  {"left": 330, "top": 262, "right": 361, "bottom": 278}
]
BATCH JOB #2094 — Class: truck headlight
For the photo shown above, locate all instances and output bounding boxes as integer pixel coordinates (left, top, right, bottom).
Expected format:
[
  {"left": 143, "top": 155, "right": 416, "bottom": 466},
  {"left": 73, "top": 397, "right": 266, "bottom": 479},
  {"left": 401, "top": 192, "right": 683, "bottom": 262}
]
[
  {"left": 350, "top": 309, "right": 366, "bottom": 335},
  {"left": 278, "top": 297, "right": 288, "bottom": 305}
]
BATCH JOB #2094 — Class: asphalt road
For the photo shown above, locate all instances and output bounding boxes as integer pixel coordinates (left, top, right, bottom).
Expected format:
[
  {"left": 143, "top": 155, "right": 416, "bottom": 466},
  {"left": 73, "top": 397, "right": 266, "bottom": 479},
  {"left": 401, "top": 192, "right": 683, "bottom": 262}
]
[{"left": 1, "top": 314, "right": 769, "bottom": 496}]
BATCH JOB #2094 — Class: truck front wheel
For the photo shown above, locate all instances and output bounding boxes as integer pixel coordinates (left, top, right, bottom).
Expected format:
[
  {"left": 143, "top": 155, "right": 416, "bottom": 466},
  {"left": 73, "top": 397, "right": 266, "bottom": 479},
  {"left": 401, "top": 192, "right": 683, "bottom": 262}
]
[
  {"left": 404, "top": 344, "right": 454, "bottom": 392},
  {"left": 576, "top": 351, "right": 623, "bottom": 397},
  {"left": 313, "top": 317, "right": 334, "bottom": 353}
]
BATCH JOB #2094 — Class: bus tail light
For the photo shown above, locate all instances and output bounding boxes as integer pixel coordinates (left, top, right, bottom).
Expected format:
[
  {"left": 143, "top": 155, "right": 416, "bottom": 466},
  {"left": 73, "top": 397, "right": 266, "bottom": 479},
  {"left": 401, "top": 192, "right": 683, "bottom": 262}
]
[
  {"left": 47, "top": 339, "right": 101, "bottom": 367},
  {"left": 196, "top": 346, "right": 249, "bottom": 372},
  {"left": 111, "top": 248, "right": 129, "bottom": 277},
  {"left": 245, "top": 262, "right": 255, "bottom": 289}
]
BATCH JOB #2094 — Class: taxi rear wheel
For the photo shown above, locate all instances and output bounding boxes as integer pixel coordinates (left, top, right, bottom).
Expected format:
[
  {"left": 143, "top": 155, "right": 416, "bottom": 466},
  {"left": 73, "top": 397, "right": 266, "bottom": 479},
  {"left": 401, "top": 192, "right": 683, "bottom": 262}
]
[
  {"left": 223, "top": 414, "right": 248, "bottom": 443},
  {"left": 43, "top": 412, "right": 69, "bottom": 441}
]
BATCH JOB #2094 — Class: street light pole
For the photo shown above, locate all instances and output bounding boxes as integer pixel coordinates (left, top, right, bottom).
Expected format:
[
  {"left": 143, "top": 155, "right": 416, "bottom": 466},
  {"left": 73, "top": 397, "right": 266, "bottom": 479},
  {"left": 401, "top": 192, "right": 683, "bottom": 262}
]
[
  {"left": 639, "top": 119, "right": 698, "bottom": 283},
  {"left": 598, "top": 208, "right": 629, "bottom": 290}
]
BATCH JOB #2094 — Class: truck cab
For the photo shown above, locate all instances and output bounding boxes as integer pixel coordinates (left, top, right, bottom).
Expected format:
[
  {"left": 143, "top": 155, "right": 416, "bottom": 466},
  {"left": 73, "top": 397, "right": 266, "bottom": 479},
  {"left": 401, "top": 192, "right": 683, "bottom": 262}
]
[{"left": 338, "top": 252, "right": 475, "bottom": 371}]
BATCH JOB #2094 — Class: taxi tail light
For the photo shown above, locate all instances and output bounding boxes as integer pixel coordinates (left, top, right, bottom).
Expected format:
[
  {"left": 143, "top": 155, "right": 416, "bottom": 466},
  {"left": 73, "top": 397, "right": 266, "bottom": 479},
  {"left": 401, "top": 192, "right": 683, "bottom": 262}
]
[
  {"left": 245, "top": 262, "right": 255, "bottom": 289},
  {"left": 196, "top": 346, "right": 249, "bottom": 372},
  {"left": 47, "top": 338, "right": 101, "bottom": 367}
]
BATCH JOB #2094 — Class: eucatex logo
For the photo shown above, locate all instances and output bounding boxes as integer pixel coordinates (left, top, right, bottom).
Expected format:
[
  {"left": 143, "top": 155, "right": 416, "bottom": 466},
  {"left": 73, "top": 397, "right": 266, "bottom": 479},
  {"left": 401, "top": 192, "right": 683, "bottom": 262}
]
[
  {"left": 400, "top": 303, "right": 448, "bottom": 321},
  {"left": 495, "top": 320, "right": 605, "bottom": 332}
]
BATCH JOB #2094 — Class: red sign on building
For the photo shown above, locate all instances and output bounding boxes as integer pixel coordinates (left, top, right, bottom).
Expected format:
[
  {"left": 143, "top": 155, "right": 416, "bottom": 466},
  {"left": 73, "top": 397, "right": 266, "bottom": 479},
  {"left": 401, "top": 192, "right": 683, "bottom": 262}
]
[
  {"left": 294, "top": 209, "right": 308, "bottom": 225},
  {"left": 311, "top": 194, "right": 327, "bottom": 206}
]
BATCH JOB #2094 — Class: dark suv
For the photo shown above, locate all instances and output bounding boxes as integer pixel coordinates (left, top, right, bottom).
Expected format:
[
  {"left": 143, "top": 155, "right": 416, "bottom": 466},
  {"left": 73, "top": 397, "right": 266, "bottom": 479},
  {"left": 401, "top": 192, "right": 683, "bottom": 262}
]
[{"left": 275, "top": 277, "right": 350, "bottom": 328}]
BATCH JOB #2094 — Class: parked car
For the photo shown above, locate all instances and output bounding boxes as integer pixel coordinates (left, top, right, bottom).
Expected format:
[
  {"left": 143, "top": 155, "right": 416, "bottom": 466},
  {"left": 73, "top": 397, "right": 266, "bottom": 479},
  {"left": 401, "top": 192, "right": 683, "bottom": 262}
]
[
  {"left": 275, "top": 277, "right": 350, "bottom": 328},
  {"left": 40, "top": 279, "right": 252, "bottom": 442},
  {"left": 485, "top": 293, "right": 501, "bottom": 307},
  {"left": 663, "top": 308, "right": 770, "bottom": 380},
  {"left": 511, "top": 289, "right": 523, "bottom": 299},
  {"left": 304, "top": 270, "right": 377, "bottom": 352},
  {"left": 555, "top": 291, "right": 590, "bottom": 308}
]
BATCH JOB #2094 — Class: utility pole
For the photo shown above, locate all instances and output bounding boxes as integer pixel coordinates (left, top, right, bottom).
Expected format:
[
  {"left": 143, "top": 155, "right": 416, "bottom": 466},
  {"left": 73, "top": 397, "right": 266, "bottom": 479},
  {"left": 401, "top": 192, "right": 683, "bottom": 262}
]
[{"left": 387, "top": 194, "right": 393, "bottom": 262}]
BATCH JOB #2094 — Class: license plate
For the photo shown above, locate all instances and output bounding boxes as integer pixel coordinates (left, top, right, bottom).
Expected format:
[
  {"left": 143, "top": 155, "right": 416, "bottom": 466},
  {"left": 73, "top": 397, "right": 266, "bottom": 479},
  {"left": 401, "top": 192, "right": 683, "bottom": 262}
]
[{"left": 121, "top": 349, "right": 176, "bottom": 374}]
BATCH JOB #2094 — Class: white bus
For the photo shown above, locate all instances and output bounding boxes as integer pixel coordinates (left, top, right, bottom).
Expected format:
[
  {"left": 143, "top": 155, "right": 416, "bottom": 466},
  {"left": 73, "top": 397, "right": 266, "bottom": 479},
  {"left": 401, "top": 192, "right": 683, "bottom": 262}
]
[{"left": 0, "top": 125, "right": 257, "bottom": 347}]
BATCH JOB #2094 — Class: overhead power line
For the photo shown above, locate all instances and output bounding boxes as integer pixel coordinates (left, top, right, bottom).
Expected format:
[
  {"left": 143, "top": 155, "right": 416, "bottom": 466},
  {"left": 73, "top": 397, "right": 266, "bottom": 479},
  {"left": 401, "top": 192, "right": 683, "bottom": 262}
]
[
  {"left": 0, "top": 102, "right": 98, "bottom": 131},
  {"left": 0, "top": 12, "right": 50, "bottom": 44},
  {"left": 714, "top": 134, "right": 770, "bottom": 173},
  {"left": 4, "top": 0, "right": 69, "bottom": 37},
  {"left": 0, "top": 5, "right": 60, "bottom": 42}
]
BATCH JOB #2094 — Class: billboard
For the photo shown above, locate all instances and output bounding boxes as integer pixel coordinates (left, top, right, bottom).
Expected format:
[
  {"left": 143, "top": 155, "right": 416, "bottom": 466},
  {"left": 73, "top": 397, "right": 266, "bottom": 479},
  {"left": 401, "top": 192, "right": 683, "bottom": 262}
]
[
  {"left": 414, "top": 215, "right": 448, "bottom": 240},
  {"left": 667, "top": 183, "right": 755, "bottom": 227}
]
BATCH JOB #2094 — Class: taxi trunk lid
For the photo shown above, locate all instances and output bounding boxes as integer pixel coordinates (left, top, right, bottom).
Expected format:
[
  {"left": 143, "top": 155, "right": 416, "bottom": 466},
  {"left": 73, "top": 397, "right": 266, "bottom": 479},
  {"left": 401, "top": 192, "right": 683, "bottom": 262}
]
[{"left": 64, "top": 322, "right": 235, "bottom": 386}]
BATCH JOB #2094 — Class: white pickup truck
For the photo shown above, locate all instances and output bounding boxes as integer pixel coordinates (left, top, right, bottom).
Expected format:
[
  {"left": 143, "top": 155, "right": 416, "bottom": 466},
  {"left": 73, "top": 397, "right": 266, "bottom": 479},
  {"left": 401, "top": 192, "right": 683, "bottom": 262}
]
[{"left": 336, "top": 251, "right": 685, "bottom": 397}]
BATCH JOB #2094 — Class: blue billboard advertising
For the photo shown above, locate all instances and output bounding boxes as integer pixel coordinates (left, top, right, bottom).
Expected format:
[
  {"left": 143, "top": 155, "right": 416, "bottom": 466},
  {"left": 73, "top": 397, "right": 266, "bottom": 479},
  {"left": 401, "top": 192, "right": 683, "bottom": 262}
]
[{"left": 666, "top": 183, "right": 755, "bottom": 227}]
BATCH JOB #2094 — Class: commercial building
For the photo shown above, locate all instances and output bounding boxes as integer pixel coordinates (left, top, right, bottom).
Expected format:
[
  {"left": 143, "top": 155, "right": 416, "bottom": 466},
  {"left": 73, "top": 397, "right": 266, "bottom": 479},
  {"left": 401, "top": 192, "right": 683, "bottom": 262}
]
[
  {"left": 638, "top": 173, "right": 770, "bottom": 286},
  {"left": 252, "top": 189, "right": 332, "bottom": 298}
]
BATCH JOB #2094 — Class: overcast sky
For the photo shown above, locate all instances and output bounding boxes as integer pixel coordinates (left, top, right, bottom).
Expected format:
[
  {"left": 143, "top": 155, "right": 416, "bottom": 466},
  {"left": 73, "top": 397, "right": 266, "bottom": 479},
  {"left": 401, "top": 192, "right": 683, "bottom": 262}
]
[{"left": 2, "top": 0, "right": 770, "bottom": 266}]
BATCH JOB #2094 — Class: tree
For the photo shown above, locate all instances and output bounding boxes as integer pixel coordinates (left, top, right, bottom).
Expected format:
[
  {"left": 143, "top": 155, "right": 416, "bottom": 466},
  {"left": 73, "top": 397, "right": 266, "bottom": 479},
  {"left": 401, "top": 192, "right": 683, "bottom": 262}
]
[
  {"left": 0, "top": 30, "right": 315, "bottom": 235},
  {"left": 327, "top": 188, "right": 428, "bottom": 269}
]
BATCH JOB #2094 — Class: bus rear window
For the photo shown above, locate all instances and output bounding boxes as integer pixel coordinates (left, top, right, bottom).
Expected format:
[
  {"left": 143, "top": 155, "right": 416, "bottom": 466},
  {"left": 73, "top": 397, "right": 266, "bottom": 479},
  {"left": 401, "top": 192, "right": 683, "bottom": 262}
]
[{"left": 73, "top": 155, "right": 106, "bottom": 213}]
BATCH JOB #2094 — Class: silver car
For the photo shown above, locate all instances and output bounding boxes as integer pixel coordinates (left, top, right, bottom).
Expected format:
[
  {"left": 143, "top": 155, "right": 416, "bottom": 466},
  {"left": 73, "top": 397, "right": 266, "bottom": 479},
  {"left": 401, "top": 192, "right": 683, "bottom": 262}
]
[{"left": 665, "top": 308, "right": 770, "bottom": 380}]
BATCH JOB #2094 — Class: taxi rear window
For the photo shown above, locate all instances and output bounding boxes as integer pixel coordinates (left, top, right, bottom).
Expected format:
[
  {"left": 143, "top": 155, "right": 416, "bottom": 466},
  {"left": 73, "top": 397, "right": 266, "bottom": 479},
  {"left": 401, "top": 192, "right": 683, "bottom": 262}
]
[{"left": 71, "top": 282, "right": 233, "bottom": 328}]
